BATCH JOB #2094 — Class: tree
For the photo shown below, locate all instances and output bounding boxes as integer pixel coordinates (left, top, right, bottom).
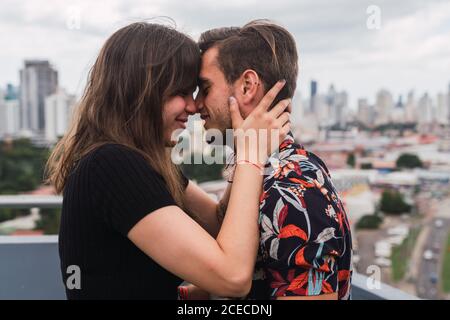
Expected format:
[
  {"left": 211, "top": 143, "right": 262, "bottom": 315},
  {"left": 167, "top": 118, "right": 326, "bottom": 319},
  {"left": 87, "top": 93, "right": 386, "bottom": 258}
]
[
  {"left": 396, "top": 153, "right": 423, "bottom": 169},
  {"left": 0, "top": 209, "right": 19, "bottom": 223},
  {"left": 0, "top": 208, "right": 30, "bottom": 224},
  {"left": 35, "top": 208, "right": 61, "bottom": 235},
  {"left": 0, "top": 139, "right": 50, "bottom": 194},
  {"left": 379, "top": 189, "right": 411, "bottom": 214},
  {"left": 0, "top": 139, "right": 51, "bottom": 225},
  {"left": 347, "top": 153, "right": 356, "bottom": 168},
  {"left": 356, "top": 214, "right": 383, "bottom": 229},
  {"left": 361, "top": 163, "right": 373, "bottom": 170}
]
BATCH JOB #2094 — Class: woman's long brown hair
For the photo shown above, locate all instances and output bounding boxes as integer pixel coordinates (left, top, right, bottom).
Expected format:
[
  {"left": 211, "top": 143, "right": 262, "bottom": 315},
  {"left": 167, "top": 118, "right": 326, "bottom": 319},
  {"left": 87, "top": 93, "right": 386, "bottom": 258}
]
[{"left": 46, "top": 22, "right": 199, "bottom": 207}]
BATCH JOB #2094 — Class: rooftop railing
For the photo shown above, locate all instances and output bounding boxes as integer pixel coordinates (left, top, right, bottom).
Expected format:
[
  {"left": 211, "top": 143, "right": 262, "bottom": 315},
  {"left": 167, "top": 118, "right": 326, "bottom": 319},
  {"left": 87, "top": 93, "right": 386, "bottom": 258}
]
[{"left": 0, "top": 194, "right": 420, "bottom": 300}]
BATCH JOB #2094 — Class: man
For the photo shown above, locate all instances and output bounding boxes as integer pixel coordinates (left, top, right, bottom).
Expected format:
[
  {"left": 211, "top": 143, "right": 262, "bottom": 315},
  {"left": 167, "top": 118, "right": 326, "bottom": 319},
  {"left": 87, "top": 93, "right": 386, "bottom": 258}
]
[{"left": 195, "top": 19, "right": 352, "bottom": 300}]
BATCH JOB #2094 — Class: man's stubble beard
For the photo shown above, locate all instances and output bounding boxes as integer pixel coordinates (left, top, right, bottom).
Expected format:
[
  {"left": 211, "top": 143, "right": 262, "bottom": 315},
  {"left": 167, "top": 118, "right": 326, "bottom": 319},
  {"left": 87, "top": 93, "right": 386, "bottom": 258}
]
[{"left": 219, "top": 88, "right": 235, "bottom": 136}]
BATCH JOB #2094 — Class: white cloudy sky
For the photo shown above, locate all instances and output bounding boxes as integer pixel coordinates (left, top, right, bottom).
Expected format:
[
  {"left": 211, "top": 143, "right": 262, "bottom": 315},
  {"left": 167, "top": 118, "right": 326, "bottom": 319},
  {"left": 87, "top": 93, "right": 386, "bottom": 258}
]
[{"left": 1, "top": 0, "right": 449, "bottom": 108}]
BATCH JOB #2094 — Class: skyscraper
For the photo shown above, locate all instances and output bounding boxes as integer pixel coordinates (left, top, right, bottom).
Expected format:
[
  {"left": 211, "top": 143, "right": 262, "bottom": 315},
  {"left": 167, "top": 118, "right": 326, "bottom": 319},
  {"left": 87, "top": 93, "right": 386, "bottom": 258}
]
[
  {"left": 438, "top": 83, "right": 450, "bottom": 151},
  {"left": 437, "top": 93, "right": 448, "bottom": 125},
  {"left": 326, "top": 84, "right": 336, "bottom": 124},
  {"left": 5, "top": 84, "right": 18, "bottom": 100},
  {"left": 448, "top": 82, "right": 450, "bottom": 125},
  {"left": 418, "top": 93, "right": 434, "bottom": 125},
  {"left": 327, "top": 84, "right": 336, "bottom": 106},
  {"left": 290, "top": 89, "right": 303, "bottom": 127},
  {"left": 404, "top": 91, "right": 417, "bottom": 123},
  {"left": 44, "top": 88, "right": 75, "bottom": 143},
  {"left": 391, "top": 95, "right": 405, "bottom": 123},
  {"left": 335, "top": 91, "right": 348, "bottom": 128},
  {"left": 19, "top": 60, "right": 58, "bottom": 135},
  {"left": 357, "top": 98, "right": 373, "bottom": 127},
  {"left": 375, "top": 89, "right": 393, "bottom": 125},
  {"left": 0, "top": 85, "right": 20, "bottom": 138},
  {"left": 310, "top": 80, "right": 317, "bottom": 113}
]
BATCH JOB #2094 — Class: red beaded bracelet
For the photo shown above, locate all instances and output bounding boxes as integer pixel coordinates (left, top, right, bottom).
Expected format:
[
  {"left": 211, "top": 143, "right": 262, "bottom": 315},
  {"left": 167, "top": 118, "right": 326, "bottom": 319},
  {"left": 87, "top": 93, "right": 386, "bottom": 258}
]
[
  {"left": 236, "top": 159, "right": 264, "bottom": 173},
  {"left": 177, "top": 286, "right": 188, "bottom": 300}
]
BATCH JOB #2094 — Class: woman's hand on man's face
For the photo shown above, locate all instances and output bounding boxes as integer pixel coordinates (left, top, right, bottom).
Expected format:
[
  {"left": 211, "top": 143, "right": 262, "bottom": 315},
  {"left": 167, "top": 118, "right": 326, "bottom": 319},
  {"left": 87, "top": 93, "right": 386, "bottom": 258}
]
[{"left": 229, "top": 80, "right": 292, "bottom": 165}]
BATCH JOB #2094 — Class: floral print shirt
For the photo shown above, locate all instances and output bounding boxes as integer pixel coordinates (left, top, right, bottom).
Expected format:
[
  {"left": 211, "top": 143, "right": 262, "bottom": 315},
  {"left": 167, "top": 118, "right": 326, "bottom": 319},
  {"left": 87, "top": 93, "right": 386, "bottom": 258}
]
[{"left": 248, "top": 133, "right": 353, "bottom": 300}]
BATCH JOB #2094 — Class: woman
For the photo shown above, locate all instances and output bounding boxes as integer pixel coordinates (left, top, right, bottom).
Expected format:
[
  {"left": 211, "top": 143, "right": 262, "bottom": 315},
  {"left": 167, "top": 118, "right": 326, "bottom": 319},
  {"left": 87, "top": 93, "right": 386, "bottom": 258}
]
[{"left": 46, "top": 22, "right": 291, "bottom": 299}]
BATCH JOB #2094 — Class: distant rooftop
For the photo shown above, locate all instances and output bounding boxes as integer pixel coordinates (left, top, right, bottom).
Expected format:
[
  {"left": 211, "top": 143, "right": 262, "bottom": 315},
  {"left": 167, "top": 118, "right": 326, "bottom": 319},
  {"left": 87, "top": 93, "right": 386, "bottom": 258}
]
[{"left": 24, "top": 60, "right": 52, "bottom": 67}]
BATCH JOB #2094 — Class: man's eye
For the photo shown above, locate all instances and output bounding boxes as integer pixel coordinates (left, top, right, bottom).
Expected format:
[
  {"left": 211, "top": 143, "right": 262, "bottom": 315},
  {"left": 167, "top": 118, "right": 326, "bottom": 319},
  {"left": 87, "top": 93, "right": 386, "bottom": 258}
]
[{"left": 203, "top": 86, "right": 210, "bottom": 95}]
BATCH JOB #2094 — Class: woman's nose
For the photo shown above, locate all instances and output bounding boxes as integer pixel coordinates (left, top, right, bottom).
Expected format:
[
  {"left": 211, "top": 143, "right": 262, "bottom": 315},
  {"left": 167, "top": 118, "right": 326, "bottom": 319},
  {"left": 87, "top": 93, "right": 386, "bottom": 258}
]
[
  {"left": 194, "top": 94, "right": 204, "bottom": 112},
  {"left": 185, "top": 96, "right": 198, "bottom": 115}
]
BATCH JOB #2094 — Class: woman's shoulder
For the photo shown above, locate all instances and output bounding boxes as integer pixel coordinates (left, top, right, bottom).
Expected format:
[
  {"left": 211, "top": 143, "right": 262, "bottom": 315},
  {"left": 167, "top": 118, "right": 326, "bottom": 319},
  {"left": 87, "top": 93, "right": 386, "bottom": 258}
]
[
  {"left": 89, "top": 143, "right": 140, "bottom": 158},
  {"left": 85, "top": 143, "right": 145, "bottom": 164},
  {"left": 77, "top": 143, "right": 158, "bottom": 177}
]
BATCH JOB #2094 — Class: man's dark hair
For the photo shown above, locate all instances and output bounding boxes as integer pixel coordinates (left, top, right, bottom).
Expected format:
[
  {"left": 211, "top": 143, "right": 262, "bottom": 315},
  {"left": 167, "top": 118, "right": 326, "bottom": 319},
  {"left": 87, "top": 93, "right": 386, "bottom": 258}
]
[{"left": 198, "top": 19, "right": 298, "bottom": 107}]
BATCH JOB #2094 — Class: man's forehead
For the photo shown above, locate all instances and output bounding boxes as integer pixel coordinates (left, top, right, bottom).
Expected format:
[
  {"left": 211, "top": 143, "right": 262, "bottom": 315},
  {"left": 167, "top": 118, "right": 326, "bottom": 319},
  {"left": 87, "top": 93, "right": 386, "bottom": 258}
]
[
  {"left": 202, "top": 46, "right": 219, "bottom": 66},
  {"left": 200, "top": 47, "right": 220, "bottom": 77}
]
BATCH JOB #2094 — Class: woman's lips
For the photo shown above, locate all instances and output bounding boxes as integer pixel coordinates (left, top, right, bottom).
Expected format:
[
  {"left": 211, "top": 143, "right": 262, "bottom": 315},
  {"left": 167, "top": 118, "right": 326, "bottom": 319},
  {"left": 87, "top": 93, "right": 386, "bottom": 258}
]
[{"left": 176, "top": 118, "right": 188, "bottom": 128}]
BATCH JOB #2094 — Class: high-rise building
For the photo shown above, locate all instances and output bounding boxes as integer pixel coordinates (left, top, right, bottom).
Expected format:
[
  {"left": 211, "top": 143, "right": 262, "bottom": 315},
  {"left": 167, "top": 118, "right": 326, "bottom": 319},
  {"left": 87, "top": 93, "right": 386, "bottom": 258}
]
[
  {"left": 44, "top": 88, "right": 75, "bottom": 143},
  {"left": 327, "top": 84, "right": 336, "bottom": 106},
  {"left": 0, "top": 86, "right": 20, "bottom": 138},
  {"left": 374, "top": 89, "right": 393, "bottom": 125},
  {"left": 391, "top": 95, "right": 405, "bottom": 123},
  {"left": 0, "top": 91, "right": 5, "bottom": 137},
  {"left": 396, "top": 95, "right": 403, "bottom": 108},
  {"left": 404, "top": 91, "right": 417, "bottom": 123},
  {"left": 437, "top": 93, "right": 448, "bottom": 125},
  {"left": 315, "top": 94, "right": 330, "bottom": 125},
  {"left": 5, "top": 84, "right": 18, "bottom": 100},
  {"left": 326, "top": 84, "right": 336, "bottom": 124},
  {"left": 418, "top": 93, "right": 434, "bottom": 125},
  {"left": 19, "top": 60, "right": 58, "bottom": 135},
  {"left": 334, "top": 91, "right": 348, "bottom": 128},
  {"left": 438, "top": 83, "right": 450, "bottom": 151},
  {"left": 357, "top": 98, "right": 374, "bottom": 127},
  {"left": 448, "top": 82, "right": 450, "bottom": 124},
  {"left": 310, "top": 80, "right": 317, "bottom": 113},
  {"left": 290, "top": 89, "right": 303, "bottom": 127}
]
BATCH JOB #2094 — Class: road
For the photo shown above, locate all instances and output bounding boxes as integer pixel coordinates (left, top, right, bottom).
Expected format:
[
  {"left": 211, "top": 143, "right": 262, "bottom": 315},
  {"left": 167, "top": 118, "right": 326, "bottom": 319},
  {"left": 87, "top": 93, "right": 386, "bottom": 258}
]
[{"left": 415, "top": 196, "right": 450, "bottom": 299}]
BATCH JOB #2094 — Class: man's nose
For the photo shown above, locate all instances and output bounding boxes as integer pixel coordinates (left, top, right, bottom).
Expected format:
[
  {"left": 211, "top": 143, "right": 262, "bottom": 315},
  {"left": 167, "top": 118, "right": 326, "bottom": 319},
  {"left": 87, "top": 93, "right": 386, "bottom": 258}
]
[{"left": 194, "top": 93, "right": 204, "bottom": 112}]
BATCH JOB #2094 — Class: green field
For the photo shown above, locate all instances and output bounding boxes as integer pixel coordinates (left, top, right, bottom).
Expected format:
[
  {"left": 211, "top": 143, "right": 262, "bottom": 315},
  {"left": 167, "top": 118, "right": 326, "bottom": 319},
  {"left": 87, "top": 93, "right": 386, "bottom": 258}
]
[
  {"left": 442, "top": 232, "right": 450, "bottom": 293},
  {"left": 391, "top": 226, "right": 421, "bottom": 282}
]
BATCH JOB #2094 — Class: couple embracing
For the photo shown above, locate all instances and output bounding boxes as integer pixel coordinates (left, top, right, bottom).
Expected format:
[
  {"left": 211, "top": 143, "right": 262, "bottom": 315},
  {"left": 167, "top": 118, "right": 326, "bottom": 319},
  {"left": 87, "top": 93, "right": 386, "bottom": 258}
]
[{"left": 47, "top": 19, "right": 352, "bottom": 300}]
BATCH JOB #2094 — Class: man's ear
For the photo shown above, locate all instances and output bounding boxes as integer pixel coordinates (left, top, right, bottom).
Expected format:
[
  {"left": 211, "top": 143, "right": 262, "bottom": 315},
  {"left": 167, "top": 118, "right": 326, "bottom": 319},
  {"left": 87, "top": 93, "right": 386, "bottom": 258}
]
[{"left": 238, "top": 69, "right": 262, "bottom": 105}]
